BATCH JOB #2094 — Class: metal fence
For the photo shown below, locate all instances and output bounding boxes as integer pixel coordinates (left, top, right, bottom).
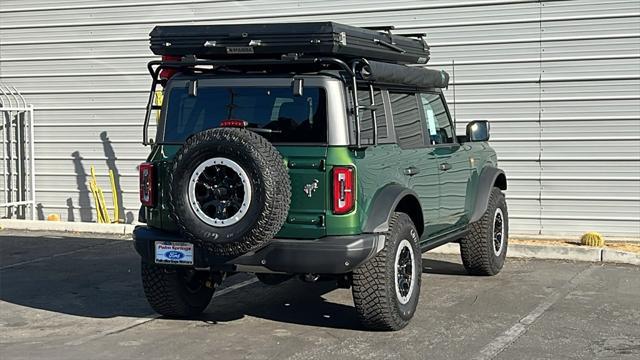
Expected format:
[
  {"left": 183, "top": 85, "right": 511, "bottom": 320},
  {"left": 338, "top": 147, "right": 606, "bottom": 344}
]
[{"left": 0, "top": 83, "right": 36, "bottom": 220}]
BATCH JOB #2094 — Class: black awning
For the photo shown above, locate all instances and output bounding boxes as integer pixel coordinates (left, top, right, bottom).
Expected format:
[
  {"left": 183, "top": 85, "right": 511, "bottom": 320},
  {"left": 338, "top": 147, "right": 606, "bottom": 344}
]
[{"left": 362, "top": 61, "right": 449, "bottom": 89}]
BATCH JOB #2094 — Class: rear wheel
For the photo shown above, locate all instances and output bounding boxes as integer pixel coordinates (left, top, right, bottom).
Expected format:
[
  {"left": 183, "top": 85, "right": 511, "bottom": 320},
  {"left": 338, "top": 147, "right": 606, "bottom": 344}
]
[
  {"left": 352, "top": 212, "right": 422, "bottom": 331},
  {"left": 460, "top": 187, "right": 508, "bottom": 276},
  {"left": 141, "top": 262, "right": 215, "bottom": 317}
]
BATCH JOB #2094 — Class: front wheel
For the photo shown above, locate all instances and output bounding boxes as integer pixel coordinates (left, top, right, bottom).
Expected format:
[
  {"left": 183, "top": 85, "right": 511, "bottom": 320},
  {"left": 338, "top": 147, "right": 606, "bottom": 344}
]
[
  {"left": 460, "top": 187, "right": 509, "bottom": 276},
  {"left": 141, "top": 262, "right": 215, "bottom": 317},
  {"left": 351, "top": 212, "right": 422, "bottom": 331}
]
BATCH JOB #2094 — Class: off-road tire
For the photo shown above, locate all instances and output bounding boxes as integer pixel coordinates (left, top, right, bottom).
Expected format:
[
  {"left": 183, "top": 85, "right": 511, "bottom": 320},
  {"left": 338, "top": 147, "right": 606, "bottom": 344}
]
[
  {"left": 460, "top": 187, "right": 508, "bottom": 276},
  {"left": 352, "top": 212, "right": 422, "bottom": 331},
  {"left": 141, "top": 261, "right": 214, "bottom": 317},
  {"left": 169, "top": 128, "right": 291, "bottom": 257}
]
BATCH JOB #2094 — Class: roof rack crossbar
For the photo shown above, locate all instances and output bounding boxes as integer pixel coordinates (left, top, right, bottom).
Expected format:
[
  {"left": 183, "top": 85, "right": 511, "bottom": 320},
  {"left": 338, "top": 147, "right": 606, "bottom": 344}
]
[{"left": 145, "top": 57, "right": 354, "bottom": 78}]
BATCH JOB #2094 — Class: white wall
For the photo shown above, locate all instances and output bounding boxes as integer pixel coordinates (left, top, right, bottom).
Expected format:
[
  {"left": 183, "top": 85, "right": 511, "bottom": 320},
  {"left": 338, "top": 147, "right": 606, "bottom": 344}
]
[{"left": 1, "top": 0, "right": 639, "bottom": 237}]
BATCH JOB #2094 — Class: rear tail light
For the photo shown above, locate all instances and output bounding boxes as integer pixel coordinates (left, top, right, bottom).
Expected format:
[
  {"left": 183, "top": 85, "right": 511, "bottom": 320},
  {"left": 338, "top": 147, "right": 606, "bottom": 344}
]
[
  {"left": 333, "top": 166, "right": 355, "bottom": 214},
  {"left": 139, "top": 163, "right": 155, "bottom": 207},
  {"left": 159, "top": 55, "right": 181, "bottom": 80}
]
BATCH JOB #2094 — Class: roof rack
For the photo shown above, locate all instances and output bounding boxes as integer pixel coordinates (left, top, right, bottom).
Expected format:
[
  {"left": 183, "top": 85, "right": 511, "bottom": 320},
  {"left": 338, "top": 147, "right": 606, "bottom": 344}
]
[
  {"left": 145, "top": 56, "right": 353, "bottom": 78},
  {"left": 142, "top": 54, "right": 449, "bottom": 147}
]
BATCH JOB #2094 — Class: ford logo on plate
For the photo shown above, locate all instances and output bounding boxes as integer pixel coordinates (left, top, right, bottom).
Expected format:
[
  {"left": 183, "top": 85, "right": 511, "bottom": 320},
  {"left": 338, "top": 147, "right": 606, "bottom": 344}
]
[{"left": 165, "top": 251, "right": 184, "bottom": 260}]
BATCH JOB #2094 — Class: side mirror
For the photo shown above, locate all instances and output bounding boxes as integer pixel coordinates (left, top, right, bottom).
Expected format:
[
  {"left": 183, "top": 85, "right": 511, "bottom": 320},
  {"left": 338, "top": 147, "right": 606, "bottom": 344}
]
[{"left": 466, "top": 120, "right": 490, "bottom": 142}]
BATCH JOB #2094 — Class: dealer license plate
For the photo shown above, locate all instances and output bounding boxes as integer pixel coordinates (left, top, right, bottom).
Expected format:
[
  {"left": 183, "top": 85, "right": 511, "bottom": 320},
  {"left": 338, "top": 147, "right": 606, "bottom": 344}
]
[{"left": 155, "top": 241, "right": 194, "bottom": 266}]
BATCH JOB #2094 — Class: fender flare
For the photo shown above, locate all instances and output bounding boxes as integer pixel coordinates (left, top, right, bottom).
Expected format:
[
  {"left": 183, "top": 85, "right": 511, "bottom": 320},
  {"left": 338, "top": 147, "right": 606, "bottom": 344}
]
[
  {"left": 363, "top": 183, "right": 423, "bottom": 234},
  {"left": 469, "top": 166, "right": 507, "bottom": 223}
]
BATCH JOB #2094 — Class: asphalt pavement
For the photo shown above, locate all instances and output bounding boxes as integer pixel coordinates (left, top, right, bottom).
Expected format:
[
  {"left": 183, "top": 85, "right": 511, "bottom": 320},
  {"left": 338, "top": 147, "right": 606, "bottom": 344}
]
[{"left": 0, "top": 231, "right": 638, "bottom": 360}]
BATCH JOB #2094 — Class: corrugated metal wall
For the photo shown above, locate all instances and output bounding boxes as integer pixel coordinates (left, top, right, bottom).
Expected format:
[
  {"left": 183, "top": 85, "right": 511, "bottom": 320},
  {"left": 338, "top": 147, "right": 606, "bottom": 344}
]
[{"left": 1, "top": 0, "right": 639, "bottom": 237}]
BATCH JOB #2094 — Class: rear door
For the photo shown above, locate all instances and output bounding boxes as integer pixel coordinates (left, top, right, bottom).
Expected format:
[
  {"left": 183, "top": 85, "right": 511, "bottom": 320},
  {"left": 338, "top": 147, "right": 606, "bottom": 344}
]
[
  {"left": 388, "top": 91, "right": 440, "bottom": 239},
  {"left": 160, "top": 77, "right": 330, "bottom": 239},
  {"left": 419, "top": 93, "right": 471, "bottom": 231}
]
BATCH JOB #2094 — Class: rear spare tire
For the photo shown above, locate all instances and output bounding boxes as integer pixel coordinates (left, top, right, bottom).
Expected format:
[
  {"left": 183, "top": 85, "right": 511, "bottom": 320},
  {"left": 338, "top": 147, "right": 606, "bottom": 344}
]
[{"left": 169, "top": 128, "right": 291, "bottom": 256}]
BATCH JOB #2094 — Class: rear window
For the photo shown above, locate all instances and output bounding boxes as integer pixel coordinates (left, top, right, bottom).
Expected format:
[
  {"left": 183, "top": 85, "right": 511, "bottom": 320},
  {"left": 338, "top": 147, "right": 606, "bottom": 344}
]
[
  {"left": 389, "top": 92, "right": 424, "bottom": 149},
  {"left": 162, "top": 85, "right": 327, "bottom": 143}
]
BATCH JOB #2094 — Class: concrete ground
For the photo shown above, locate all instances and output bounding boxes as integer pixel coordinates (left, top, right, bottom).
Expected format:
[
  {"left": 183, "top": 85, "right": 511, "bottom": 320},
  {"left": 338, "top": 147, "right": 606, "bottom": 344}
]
[{"left": 0, "top": 231, "right": 638, "bottom": 360}]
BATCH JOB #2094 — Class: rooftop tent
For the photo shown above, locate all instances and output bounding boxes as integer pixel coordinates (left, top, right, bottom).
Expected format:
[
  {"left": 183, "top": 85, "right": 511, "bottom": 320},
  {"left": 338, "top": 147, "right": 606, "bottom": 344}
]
[{"left": 150, "top": 22, "right": 430, "bottom": 65}]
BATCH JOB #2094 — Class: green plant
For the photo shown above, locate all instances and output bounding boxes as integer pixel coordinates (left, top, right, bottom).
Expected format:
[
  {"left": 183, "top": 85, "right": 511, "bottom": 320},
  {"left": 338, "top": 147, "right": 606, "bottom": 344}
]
[{"left": 580, "top": 231, "right": 605, "bottom": 247}]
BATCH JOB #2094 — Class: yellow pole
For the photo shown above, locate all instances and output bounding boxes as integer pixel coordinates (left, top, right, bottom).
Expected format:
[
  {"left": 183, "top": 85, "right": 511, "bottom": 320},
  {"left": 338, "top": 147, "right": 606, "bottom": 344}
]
[
  {"left": 89, "top": 176, "right": 103, "bottom": 223},
  {"left": 90, "top": 167, "right": 100, "bottom": 223},
  {"left": 109, "top": 170, "right": 119, "bottom": 223},
  {"left": 98, "top": 186, "right": 111, "bottom": 224},
  {"left": 90, "top": 166, "right": 110, "bottom": 223}
]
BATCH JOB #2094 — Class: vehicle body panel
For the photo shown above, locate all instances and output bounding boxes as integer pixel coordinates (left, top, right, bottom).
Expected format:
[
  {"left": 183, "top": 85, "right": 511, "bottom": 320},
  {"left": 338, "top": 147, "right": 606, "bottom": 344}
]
[{"left": 432, "top": 144, "right": 471, "bottom": 233}]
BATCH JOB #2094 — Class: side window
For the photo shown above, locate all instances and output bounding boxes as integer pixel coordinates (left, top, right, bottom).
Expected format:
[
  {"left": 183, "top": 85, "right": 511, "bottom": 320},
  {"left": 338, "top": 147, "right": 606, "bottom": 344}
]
[
  {"left": 419, "top": 93, "right": 454, "bottom": 144},
  {"left": 357, "top": 89, "right": 388, "bottom": 144},
  {"left": 389, "top": 92, "right": 425, "bottom": 149}
]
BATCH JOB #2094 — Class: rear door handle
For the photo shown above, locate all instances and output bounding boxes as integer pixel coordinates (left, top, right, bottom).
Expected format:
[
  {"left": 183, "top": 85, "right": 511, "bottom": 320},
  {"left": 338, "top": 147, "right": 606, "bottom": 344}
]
[
  {"left": 404, "top": 166, "right": 420, "bottom": 176},
  {"left": 439, "top": 163, "right": 452, "bottom": 171}
]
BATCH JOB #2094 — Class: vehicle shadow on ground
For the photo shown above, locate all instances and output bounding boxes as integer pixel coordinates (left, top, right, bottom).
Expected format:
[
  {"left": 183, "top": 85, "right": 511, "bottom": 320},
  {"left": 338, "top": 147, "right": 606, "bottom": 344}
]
[
  {"left": 422, "top": 257, "right": 468, "bottom": 276},
  {"left": 0, "top": 234, "right": 153, "bottom": 319},
  {"left": 196, "top": 257, "right": 467, "bottom": 330},
  {"left": 0, "top": 234, "right": 466, "bottom": 330},
  {"left": 200, "top": 279, "right": 365, "bottom": 330}
]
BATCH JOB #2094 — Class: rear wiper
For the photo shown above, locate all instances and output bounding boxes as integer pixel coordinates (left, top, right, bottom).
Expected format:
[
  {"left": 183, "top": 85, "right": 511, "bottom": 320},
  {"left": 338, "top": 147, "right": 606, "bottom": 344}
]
[{"left": 246, "top": 127, "right": 282, "bottom": 134}]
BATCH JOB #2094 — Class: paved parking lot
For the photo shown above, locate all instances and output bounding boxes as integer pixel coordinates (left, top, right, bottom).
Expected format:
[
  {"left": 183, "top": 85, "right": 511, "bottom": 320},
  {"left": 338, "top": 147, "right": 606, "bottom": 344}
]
[{"left": 0, "top": 231, "right": 639, "bottom": 360}]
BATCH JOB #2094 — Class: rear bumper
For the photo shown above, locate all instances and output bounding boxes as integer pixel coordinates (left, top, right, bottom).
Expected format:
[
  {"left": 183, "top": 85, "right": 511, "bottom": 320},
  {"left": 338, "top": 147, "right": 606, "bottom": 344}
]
[{"left": 133, "top": 226, "right": 383, "bottom": 274}]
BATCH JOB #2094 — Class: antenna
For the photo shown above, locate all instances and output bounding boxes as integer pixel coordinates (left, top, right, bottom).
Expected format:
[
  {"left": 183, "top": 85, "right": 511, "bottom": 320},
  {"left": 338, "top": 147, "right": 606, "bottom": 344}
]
[{"left": 452, "top": 59, "right": 457, "bottom": 129}]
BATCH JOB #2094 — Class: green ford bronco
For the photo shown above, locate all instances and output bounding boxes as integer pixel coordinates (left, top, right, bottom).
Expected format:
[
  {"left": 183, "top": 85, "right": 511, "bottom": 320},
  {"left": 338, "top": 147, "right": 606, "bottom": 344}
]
[{"left": 134, "top": 22, "right": 508, "bottom": 331}]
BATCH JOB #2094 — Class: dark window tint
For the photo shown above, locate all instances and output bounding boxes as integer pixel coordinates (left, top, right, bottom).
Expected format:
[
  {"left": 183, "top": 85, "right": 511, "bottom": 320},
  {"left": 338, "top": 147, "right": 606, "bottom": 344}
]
[
  {"left": 390, "top": 92, "right": 424, "bottom": 149},
  {"left": 162, "top": 85, "right": 326, "bottom": 143},
  {"left": 419, "top": 93, "right": 454, "bottom": 144},
  {"left": 357, "top": 89, "right": 388, "bottom": 144}
]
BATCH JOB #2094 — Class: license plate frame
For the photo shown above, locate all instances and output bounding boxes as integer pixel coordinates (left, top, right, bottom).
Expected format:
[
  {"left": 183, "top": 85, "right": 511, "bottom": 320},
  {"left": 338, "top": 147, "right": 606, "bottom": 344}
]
[{"left": 154, "top": 241, "right": 194, "bottom": 266}]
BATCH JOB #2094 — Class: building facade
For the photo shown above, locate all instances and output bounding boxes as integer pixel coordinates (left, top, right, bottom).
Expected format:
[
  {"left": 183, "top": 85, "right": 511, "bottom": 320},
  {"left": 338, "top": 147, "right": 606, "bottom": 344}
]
[{"left": 1, "top": 0, "right": 639, "bottom": 237}]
